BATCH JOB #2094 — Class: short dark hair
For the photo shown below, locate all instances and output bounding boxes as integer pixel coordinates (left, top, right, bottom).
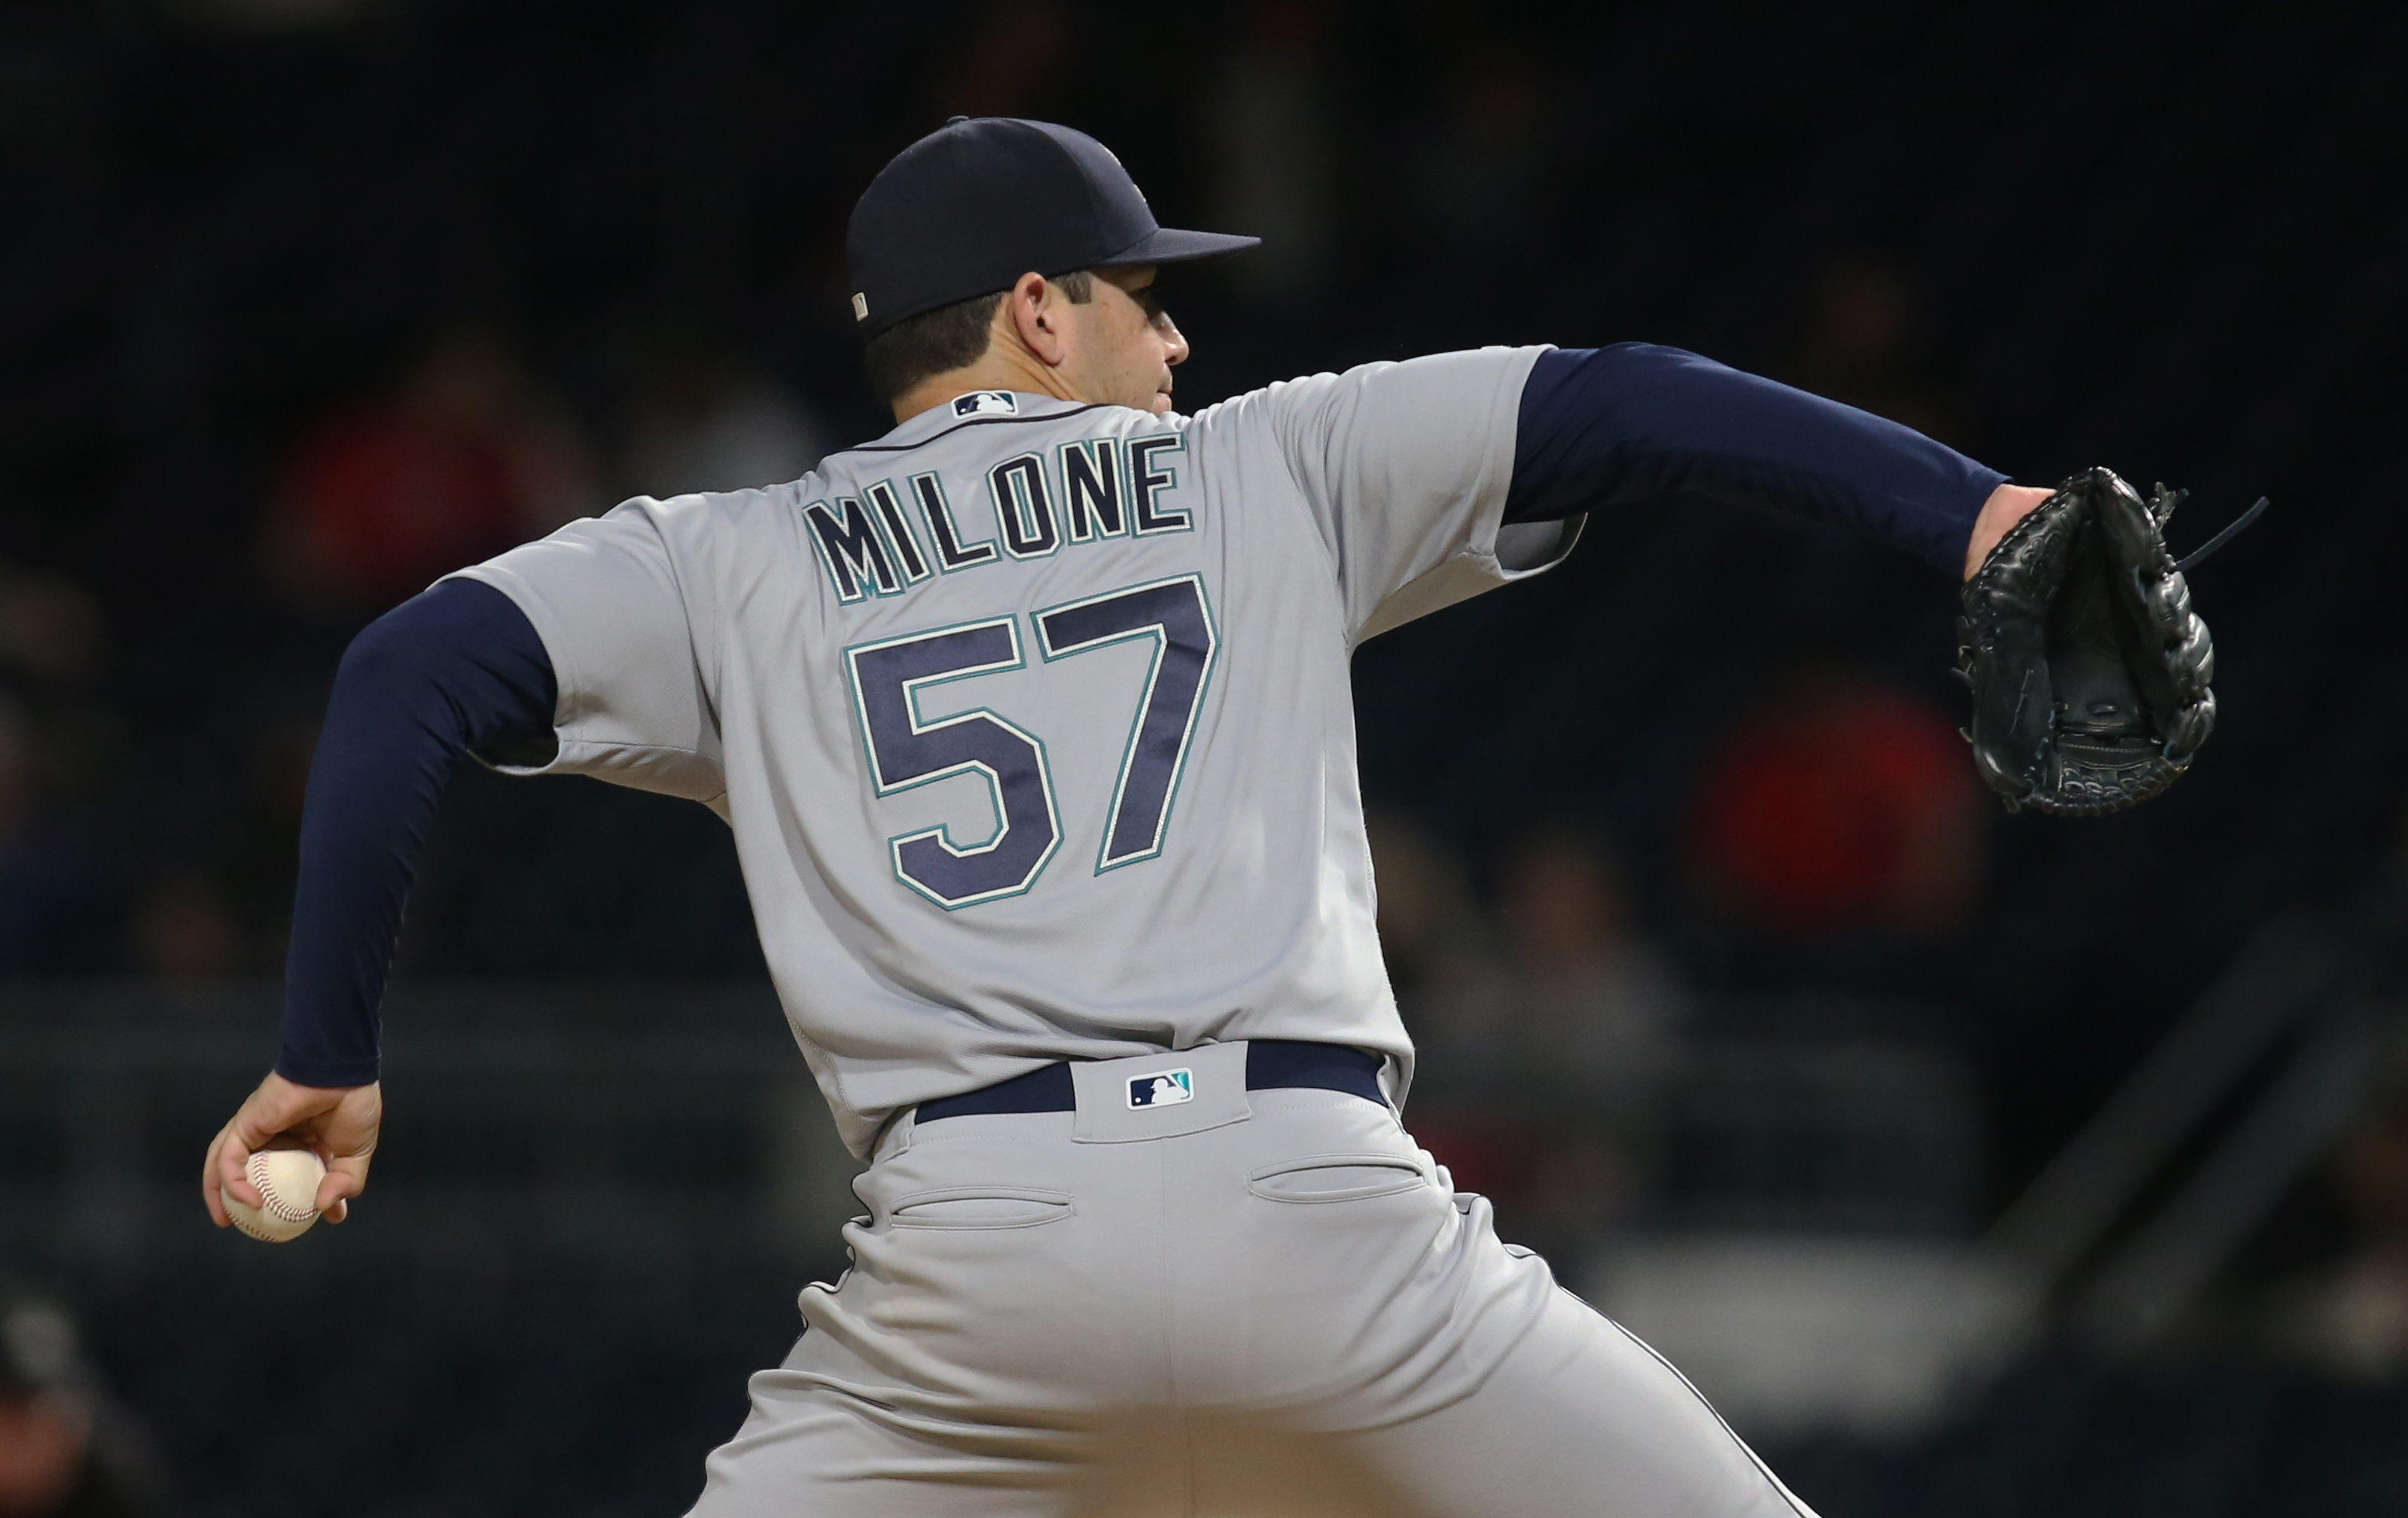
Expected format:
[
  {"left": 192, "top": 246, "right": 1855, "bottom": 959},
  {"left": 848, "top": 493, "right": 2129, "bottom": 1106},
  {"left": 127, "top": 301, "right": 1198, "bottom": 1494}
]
[{"left": 861, "top": 270, "right": 1094, "bottom": 402}]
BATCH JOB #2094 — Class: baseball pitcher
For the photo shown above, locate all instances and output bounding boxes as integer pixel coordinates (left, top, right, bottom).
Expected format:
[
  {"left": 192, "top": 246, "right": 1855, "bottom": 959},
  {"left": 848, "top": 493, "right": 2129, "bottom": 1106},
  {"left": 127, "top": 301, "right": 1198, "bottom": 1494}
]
[{"left": 203, "top": 117, "right": 2218, "bottom": 1515}]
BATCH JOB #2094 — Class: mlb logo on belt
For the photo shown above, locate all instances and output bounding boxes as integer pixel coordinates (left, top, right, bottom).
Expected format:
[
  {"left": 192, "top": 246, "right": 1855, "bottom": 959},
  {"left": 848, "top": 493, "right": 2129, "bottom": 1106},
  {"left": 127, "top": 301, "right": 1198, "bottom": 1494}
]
[
  {"left": 1128, "top": 1069, "right": 1194, "bottom": 1108},
  {"left": 952, "top": 390, "right": 1019, "bottom": 417}
]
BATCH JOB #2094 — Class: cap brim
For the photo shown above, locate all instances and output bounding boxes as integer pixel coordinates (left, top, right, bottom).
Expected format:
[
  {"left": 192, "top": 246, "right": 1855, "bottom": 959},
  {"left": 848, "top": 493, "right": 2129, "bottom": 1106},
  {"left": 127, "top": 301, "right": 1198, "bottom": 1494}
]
[{"left": 1097, "top": 226, "right": 1261, "bottom": 267}]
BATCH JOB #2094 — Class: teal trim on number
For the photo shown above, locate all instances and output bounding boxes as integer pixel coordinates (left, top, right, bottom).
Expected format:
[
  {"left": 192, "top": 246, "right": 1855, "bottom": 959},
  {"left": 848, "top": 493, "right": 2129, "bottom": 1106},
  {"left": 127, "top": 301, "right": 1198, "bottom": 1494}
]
[
  {"left": 1033, "top": 572, "right": 1219, "bottom": 874},
  {"left": 840, "top": 617, "right": 1062, "bottom": 910}
]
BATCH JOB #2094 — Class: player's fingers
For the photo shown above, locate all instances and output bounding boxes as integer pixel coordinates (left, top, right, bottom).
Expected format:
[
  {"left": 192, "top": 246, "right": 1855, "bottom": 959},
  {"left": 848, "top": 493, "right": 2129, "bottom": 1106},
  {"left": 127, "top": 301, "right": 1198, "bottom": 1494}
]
[
  {"left": 227, "top": 1080, "right": 315, "bottom": 1152},
  {"left": 201, "top": 1126, "right": 238, "bottom": 1226},
  {"left": 315, "top": 1157, "right": 369, "bottom": 1221},
  {"left": 315, "top": 1083, "right": 383, "bottom": 1225},
  {"left": 212, "top": 1122, "right": 266, "bottom": 1212}
]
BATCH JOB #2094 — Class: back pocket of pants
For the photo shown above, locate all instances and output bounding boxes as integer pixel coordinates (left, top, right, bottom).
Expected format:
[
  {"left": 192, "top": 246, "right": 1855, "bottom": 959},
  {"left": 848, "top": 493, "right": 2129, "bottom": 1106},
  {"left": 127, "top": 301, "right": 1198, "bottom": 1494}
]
[
  {"left": 887, "top": 1186, "right": 1074, "bottom": 1230},
  {"left": 1247, "top": 1154, "right": 1427, "bottom": 1204}
]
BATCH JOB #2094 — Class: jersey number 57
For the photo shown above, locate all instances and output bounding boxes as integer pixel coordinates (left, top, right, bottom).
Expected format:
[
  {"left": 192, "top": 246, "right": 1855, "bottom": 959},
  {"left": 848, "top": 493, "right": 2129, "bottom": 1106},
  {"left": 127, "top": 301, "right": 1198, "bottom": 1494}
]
[{"left": 842, "top": 574, "right": 1218, "bottom": 910}]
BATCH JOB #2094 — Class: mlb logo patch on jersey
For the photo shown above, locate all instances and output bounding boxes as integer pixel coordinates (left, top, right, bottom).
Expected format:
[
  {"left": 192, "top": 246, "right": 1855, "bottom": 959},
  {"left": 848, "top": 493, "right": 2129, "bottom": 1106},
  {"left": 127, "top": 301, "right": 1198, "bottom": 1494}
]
[
  {"left": 1127, "top": 1069, "right": 1194, "bottom": 1109},
  {"left": 952, "top": 390, "right": 1019, "bottom": 418}
]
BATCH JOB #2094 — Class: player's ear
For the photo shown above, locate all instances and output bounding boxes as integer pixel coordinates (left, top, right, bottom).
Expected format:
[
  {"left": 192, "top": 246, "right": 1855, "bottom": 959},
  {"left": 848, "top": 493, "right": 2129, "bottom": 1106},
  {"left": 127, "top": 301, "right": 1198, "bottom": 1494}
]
[{"left": 1007, "top": 271, "right": 1070, "bottom": 367}]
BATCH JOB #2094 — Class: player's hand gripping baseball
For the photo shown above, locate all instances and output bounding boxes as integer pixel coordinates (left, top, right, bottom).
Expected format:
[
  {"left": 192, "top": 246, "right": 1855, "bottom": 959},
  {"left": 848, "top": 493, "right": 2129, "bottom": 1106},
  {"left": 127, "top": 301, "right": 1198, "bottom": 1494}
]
[{"left": 202, "top": 1073, "right": 383, "bottom": 1227}]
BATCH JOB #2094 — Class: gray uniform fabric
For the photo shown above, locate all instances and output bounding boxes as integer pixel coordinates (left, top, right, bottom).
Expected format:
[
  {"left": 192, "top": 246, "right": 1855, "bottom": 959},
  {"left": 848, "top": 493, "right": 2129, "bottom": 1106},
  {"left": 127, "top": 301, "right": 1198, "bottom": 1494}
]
[
  {"left": 456, "top": 346, "right": 1569, "bottom": 1158},
  {"left": 690, "top": 1048, "right": 1815, "bottom": 1517},
  {"left": 459, "top": 349, "right": 1813, "bottom": 1516}
]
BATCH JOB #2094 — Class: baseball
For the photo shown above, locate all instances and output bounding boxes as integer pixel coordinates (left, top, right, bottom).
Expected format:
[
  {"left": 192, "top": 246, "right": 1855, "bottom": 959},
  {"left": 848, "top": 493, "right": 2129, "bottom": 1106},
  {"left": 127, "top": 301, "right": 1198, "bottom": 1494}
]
[{"left": 221, "top": 1148, "right": 326, "bottom": 1243}]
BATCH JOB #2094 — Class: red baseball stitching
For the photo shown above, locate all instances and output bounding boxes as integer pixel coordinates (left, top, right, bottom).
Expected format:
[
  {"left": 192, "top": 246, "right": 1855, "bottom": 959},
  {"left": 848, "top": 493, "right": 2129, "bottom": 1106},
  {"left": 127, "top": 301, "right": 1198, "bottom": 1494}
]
[{"left": 245, "top": 1153, "right": 322, "bottom": 1226}]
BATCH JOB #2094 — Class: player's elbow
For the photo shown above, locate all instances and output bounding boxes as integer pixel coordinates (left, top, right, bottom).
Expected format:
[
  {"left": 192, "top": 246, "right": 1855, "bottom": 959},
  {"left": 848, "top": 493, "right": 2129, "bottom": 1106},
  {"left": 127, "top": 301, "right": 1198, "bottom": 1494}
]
[{"left": 333, "top": 589, "right": 457, "bottom": 703}]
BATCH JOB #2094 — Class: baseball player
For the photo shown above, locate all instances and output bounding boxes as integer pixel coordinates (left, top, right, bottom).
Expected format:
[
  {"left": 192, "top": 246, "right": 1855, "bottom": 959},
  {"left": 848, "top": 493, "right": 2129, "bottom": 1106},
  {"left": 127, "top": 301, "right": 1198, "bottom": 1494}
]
[{"left": 200, "top": 116, "right": 2154, "bottom": 1515}]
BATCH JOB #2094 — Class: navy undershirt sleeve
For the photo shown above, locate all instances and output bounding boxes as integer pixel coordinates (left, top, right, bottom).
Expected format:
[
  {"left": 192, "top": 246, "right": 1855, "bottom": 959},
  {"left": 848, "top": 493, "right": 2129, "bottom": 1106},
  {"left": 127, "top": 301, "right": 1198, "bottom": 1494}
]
[
  {"left": 275, "top": 577, "right": 557, "bottom": 1087},
  {"left": 1504, "top": 344, "right": 2007, "bottom": 574}
]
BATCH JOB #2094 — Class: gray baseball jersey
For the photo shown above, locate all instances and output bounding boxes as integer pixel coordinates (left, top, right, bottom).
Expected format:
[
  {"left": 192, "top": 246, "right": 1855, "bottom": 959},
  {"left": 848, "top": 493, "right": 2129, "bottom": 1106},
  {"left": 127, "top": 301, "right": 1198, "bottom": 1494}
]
[{"left": 454, "top": 345, "right": 1573, "bottom": 1157}]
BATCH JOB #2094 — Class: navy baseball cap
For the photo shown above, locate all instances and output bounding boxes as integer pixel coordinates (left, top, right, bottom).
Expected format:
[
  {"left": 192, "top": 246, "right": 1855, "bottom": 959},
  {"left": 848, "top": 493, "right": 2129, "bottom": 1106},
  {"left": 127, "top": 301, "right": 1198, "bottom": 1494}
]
[{"left": 846, "top": 117, "right": 1258, "bottom": 340}]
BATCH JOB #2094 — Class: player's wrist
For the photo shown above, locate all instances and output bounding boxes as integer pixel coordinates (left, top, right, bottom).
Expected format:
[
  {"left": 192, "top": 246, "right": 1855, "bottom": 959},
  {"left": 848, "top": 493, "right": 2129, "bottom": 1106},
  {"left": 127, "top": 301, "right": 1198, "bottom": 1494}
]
[
  {"left": 1963, "top": 483, "right": 2054, "bottom": 580},
  {"left": 273, "top": 1052, "right": 381, "bottom": 1090}
]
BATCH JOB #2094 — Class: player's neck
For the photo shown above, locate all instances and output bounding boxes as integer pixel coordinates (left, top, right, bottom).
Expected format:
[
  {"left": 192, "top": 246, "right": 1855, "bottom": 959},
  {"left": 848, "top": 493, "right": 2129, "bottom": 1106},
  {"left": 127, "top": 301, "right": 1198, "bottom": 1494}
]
[{"left": 892, "top": 344, "right": 1082, "bottom": 425}]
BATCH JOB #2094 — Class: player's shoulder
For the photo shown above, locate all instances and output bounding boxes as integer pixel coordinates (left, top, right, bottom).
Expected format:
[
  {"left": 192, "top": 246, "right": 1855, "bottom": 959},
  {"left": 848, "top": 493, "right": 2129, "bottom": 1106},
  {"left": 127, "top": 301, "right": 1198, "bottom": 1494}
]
[
  {"left": 1179, "top": 348, "right": 1548, "bottom": 470},
  {"left": 1173, "top": 363, "right": 1420, "bottom": 465},
  {"left": 536, "top": 481, "right": 812, "bottom": 582},
  {"left": 1193, "top": 347, "right": 1544, "bottom": 421},
  {"left": 600, "top": 479, "right": 806, "bottom": 533},
  {"left": 1178, "top": 368, "right": 1348, "bottom": 431}
]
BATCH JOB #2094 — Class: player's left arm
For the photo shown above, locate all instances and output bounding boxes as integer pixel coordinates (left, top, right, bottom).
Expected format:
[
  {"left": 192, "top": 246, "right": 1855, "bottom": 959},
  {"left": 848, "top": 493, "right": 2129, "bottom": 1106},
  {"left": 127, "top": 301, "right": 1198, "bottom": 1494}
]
[
  {"left": 205, "top": 498, "right": 725, "bottom": 1228},
  {"left": 1502, "top": 343, "right": 2046, "bottom": 579},
  {"left": 202, "top": 578, "right": 557, "bottom": 1226}
]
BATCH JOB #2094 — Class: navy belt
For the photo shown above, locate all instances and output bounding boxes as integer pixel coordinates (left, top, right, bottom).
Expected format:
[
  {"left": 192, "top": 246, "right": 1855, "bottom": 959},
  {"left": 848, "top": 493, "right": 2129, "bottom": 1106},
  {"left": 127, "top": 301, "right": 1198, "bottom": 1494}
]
[{"left": 916, "top": 1041, "right": 1384, "bottom": 1124}]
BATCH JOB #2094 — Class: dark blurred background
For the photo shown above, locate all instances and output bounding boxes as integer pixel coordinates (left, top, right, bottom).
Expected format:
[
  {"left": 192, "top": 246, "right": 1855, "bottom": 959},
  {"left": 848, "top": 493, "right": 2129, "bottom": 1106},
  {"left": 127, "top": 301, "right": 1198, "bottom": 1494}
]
[{"left": 3, "top": 0, "right": 2408, "bottom": 1513}]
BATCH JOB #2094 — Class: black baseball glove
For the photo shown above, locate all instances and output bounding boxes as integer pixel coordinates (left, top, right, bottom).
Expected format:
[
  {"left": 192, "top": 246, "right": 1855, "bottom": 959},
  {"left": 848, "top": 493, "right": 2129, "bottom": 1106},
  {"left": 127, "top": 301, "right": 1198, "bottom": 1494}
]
[{"left": 1957, "top": 466, "right": 2233, "bottom": 816}]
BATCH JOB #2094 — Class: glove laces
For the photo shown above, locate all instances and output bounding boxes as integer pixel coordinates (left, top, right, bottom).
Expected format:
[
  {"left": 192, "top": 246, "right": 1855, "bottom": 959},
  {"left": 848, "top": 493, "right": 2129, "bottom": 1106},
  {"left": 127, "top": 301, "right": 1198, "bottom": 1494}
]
[{"left": 2166, "top": 490, "right": 2270, "bottom": 573}]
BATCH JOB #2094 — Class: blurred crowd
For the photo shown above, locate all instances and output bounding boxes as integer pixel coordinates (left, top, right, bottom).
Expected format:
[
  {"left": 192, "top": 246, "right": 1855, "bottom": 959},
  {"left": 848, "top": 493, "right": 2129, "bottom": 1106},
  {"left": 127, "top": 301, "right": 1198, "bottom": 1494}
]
[
  {"left": 1368, "top": 660, "right": 1986, "bottom": 1272},
  {"left": 0, "top": 1287, "right": 166, "bottom": 1517},
  {"left": 2271, "top": 1044, "right": 2408, "bottom": 1379},
  {"left": 0, "top": 313, "right": 834, "bottom": 982}
]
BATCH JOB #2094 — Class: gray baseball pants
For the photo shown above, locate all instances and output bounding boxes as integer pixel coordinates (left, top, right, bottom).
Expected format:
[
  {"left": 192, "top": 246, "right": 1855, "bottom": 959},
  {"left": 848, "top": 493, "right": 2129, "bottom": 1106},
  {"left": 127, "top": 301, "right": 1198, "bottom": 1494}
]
[{"left": 687, "top": 1042, "right": 1815, "bottom": 1517}]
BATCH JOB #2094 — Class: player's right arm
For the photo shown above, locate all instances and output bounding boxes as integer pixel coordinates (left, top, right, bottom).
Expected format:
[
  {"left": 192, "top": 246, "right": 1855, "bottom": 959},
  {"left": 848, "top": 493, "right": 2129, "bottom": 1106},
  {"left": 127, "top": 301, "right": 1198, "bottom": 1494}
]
[
  {"left": 1240, "top": 343, "right": 2029, "bottom": 651},
  {"left": 202, "top": 577, "right": 556, "bottom": 1225},
  {"left": 1498, "top": 343, "right": 2022, "bottom": 578}
]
